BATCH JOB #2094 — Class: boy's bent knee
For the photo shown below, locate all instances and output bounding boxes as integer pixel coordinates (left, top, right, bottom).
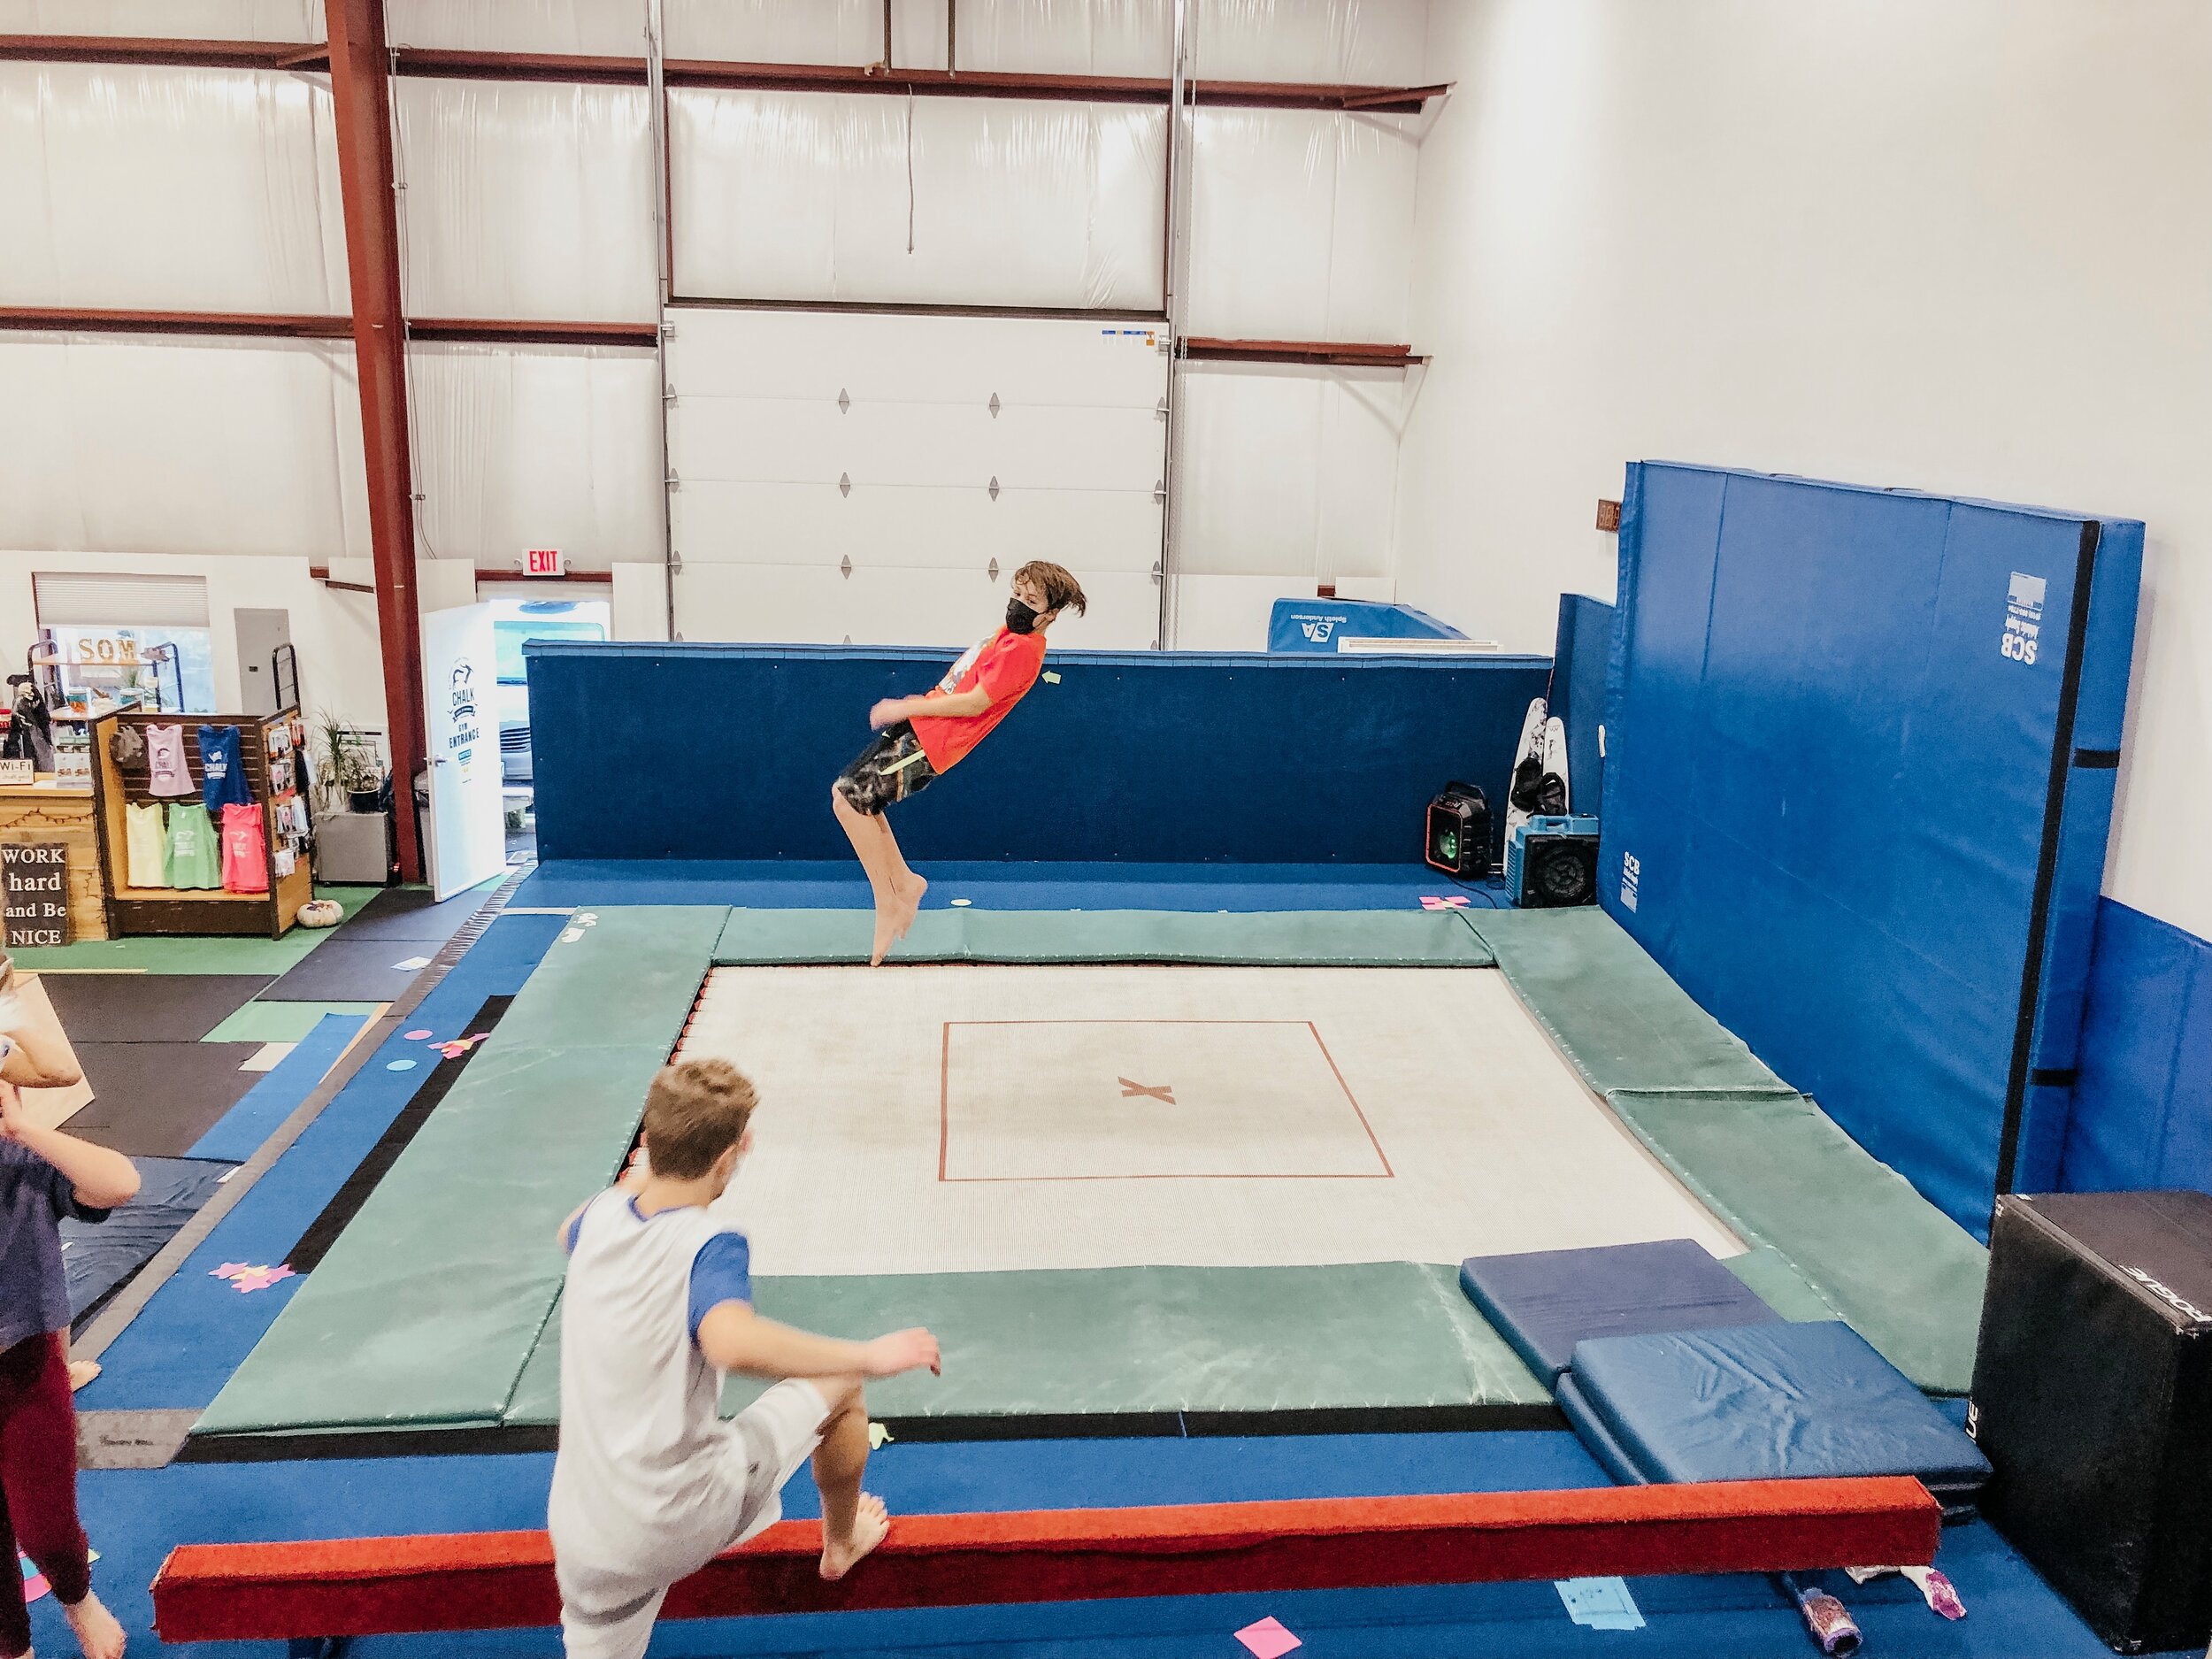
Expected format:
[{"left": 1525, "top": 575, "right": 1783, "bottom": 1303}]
[{"left": 814, "top": 1374, "right": 866, "bottom": 1417}]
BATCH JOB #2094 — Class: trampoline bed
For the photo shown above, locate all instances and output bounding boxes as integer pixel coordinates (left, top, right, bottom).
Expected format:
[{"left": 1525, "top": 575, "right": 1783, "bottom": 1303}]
[{"left": 188, "top": 903, "right": 1986, "bottom": 1456}]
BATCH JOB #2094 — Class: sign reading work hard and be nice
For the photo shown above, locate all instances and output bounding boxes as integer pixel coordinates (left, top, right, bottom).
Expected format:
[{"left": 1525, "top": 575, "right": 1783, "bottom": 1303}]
[{"left": 2, "top": 842, "right": 70, "bottom": 947}]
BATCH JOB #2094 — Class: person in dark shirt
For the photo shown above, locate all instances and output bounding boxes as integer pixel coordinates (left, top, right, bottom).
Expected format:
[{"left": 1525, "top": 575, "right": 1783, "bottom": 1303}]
[{"left": 0, "top": 1067, "right": 135, "bottom": 1659}]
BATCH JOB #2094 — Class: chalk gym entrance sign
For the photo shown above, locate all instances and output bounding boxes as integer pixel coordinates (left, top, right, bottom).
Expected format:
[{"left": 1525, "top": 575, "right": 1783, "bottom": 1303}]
[{"left": 3, "top": 842, "right": 70, "bottom": 947}]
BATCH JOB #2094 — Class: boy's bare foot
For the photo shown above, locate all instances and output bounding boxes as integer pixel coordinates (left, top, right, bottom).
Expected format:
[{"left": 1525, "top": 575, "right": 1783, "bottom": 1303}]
[
  {"left": 820, "top": 1493, "right": 890, "bottom": 1581},
  {"left": 890, "top": 873, "right": 928, "bottom": 941},
  {"left": 62, "top": 1591, "right": 125, "bottom": 1659},
  {"left": 68, "top": 1359, "right": 100, "bottom": 1391},
  {"left": 869, "top": 904, "right": 899, "bottom": 967}
]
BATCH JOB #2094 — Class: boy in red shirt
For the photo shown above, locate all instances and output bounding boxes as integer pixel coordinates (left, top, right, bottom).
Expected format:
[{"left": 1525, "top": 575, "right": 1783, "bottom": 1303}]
[{"left": 832, "top": 561, "right": 1087, "bottom": 964}]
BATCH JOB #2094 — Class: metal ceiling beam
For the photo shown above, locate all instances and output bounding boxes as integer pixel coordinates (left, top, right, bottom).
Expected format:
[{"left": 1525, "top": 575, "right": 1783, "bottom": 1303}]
[
  {"left": 1183, "top": 338, "right": 1426, "bottom": 368},
  {"left": 0, "top": 35, "right": 1446, "bottom": 111},
  {"left": 0, "top": 307, "right": 351, "bottom": 338},
  {"left": 0, "top": 35, "right": 327, "bottom": 71},
  {"left": 325, "top": 0, "right": 426, "bottom": 885}
]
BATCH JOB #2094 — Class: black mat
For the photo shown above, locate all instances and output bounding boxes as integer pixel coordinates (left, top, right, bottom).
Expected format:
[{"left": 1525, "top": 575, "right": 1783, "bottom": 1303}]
[
  {"left": 337, "top": 886, "right": 488, "bottom": 943},
  {"left": 257, "top": 939, "right": 439, "bottom": 1002},
  {"left": 67, "top": 1043, "right": 265, "bottom": 1157},
  {"left": 37, "top": 974, "right": 272, "bottom": 1043},
  {"left": 65, "top": 1155, "right": 236, "bottom": 1325}
]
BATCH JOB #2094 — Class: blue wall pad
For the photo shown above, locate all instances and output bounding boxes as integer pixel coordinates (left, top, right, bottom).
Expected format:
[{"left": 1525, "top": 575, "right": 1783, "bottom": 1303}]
[
  {"left": 2062, "top": 898, "right": 2212, "bottom": 1194},
  {"left": 1459, "top": 1240, "right": 1780, "bottom": 1383},
  {"left": 1601, "top": 464, "right": 2142, "bottom": 1236},
  {"left": 1267, "top": 597, "right": 1466, "bottom": 652},
  {"left": 526, "top": 642, "right": 1550, "bottom": 864},
  {"left": 64, "top": 1156, "right": 234, "bottom": 1321},
  {"left": 1548, "top": 594, "right": 1615, "bottom": 818},
  {"left": 1568, "top": 1321, "right": 1993, "bottom": 1499}
]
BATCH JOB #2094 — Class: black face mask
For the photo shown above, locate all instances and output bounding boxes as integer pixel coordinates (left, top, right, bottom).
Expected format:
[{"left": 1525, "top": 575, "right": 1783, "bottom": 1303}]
[{"left": 1005, "top": 597, "right": 1041, "bottom": 634}]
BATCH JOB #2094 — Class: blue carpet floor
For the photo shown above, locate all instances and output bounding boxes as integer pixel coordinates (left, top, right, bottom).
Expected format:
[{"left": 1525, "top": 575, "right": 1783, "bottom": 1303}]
[{"left": 44, "top": 869, "right": 2134, "bottom": 1659}]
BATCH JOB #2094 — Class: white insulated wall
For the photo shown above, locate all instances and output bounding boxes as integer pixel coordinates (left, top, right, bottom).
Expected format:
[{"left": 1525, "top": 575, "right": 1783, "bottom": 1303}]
[
  {"left": 1394, "top": 0, "right": 2212, "bottom": 940},
  {"left": 670, "top": 91, "right": 1166, "bottom": 312}
]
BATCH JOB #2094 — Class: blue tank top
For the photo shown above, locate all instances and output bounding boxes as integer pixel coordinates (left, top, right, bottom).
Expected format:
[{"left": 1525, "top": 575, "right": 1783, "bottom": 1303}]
[{"left": 197, "top": 724, "right": 252, "bottom": 811}]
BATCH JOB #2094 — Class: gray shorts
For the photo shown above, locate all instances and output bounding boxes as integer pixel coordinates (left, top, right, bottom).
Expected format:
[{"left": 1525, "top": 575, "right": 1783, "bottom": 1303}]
[{"left": 557, "top": 1379, "right": 831, "bottom": 1659}]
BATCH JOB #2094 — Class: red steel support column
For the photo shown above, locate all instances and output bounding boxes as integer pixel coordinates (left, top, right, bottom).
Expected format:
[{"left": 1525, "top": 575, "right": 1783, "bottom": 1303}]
[{"left": 326, "top": 0, "right": 426, "bottom": 883}]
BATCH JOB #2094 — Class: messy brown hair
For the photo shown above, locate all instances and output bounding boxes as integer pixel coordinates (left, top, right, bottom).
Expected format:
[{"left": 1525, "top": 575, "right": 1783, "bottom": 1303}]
[
  {"left": 1013, "top": 560, "right": 1087, "bottom": 617},
  {"left": 640, "top": 1058, "right": 757, "bottom": 1179}
]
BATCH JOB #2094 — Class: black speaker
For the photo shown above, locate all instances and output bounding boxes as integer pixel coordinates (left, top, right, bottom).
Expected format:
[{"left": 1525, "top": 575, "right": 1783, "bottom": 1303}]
[
  {"left": 1970, "top": 1191, "right": 2212, "bottom": 1653},
  {"left": 1425, "top": 782, "right": 1491, "bottom": 880}
]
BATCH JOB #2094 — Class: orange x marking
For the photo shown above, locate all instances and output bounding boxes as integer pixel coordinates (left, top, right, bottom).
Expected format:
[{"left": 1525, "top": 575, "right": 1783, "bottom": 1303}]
[{"left": 1118, "top": 1077, "right": 1176, "bottom": 1104}]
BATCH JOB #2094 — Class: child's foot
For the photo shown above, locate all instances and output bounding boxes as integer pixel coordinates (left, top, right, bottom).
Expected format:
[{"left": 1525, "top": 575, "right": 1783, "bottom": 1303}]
[
  {"left": 820, "top": 1493, "right": 890, "bottom": 1581},
  {"left": 68, "top": 1359, "right": 100, "bottom": 1391},
  {"left": 62, "top": 1591, "right": 125, "bottom": 1659},
  {"left": 869, "top": 904, "right": 899, "bottom": 967},
  {"left": 889, "top": 873, "right": 928, "bottom": 941}
]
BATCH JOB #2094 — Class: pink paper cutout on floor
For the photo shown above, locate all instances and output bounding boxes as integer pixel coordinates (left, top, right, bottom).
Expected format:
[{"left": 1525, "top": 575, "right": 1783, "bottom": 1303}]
[
  {"left": 1419, "top": 895, "right": 1471, "bottom": 910},
  {"left": 403, "top": 1029, "right": 432, "bottom": 1041},
  {"left": 1233, "top": 1616, "right": 1302, "bottom": 1658},
  {"left": 211, "top": 1263, "right": 296, "bottom": 1294}
]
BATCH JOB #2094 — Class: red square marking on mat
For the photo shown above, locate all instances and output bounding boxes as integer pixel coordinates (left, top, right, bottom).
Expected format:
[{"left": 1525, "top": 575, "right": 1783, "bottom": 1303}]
[{"left": 938, "top": 1019, "right": 1392, "bottom": 1182}]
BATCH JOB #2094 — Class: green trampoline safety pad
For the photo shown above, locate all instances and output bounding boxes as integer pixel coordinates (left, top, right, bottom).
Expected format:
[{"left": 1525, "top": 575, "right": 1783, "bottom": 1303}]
[
  {"left": 195, "top": 907, "right": 726, "bottom": 1439},
  {"left": 1467, "top": 908, "right": 1793, "bottom": 1099},
  {"left": 712, "top": 907, "right": 1494, "bottom": 968},
  {"left": 1611, "top": 1091, "right": 1988, "bottom": 1394},
  {"left": 503, "top": 1263, "right": 1550, "bottom": 1429},
  {"left": 192, "top": 898, "right": 1988, "bottom": 1443}
]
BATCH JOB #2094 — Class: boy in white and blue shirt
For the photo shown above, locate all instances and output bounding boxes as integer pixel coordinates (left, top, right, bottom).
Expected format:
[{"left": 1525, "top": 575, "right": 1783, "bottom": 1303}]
[{"left": 549, "top": 1058, "right": 939, "bottom": 1659}]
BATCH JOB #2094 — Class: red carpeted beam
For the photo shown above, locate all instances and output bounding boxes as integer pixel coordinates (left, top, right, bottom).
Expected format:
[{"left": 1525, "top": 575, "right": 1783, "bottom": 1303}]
[{"left": 153, "top": 1479, "right": 1937, "bottom": 1643}]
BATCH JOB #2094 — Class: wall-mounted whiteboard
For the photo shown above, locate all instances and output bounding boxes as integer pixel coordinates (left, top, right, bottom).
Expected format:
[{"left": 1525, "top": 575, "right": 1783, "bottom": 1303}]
[{"left": 665, "top": 305, "right": 1168, "bottom": 649}]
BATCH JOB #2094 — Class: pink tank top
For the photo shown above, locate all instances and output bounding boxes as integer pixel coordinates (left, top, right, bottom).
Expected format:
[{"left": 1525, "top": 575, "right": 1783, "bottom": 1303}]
[{"left": 144, "top": 724, "right": 193, "bottom": 797}]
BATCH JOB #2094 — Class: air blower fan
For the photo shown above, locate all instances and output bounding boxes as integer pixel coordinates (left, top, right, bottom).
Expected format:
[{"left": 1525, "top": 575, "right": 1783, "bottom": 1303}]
[{"left": 1507, "top": 815, "right": 1601, "bottom": 908}]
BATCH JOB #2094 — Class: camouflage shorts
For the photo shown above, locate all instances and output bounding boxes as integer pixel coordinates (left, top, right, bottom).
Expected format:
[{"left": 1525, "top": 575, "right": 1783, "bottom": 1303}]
[{"left": 833, "top": 721, "right": 940, "bottom": 816}]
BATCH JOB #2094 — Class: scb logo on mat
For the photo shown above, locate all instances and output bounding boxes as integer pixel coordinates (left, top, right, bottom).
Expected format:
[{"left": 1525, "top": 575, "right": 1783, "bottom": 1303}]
[
  {"left": 1619, "top": 851, "right": 1640, "bottom": 912},
  {"left": 1295, "top": 616, "right": 1339, "bottom": 643},
  {"left": 2001, "top": 572, "right": 2047, "bottom": 665}
]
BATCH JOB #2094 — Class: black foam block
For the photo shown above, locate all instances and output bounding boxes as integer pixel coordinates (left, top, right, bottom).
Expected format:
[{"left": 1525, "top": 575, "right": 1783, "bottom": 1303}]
[{"left": 1972, "top": 1191, "right": 2212, "bottom": 1652}]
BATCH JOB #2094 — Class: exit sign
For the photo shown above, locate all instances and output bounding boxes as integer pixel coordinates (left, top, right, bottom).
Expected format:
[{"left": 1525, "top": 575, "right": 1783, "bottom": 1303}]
[{"left": 526, "top": 549, "right": 565, "bottom": 577}]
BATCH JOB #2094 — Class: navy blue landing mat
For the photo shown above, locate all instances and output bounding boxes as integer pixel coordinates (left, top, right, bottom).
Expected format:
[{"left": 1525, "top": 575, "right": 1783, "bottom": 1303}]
[
  {"left": 64, "top": 1155, "right": 234, "bottom": 1324},
  {"left": 36, "top": 973, "right": 271, "bottom": 1041},
  {"left": 258, "top": 938, "right": 435, "bottom": 1002},
  {"left": 67, "top": 1042, "right": 265, "bottom": 1156},
  {"left": 1459, "top": 1240, "right": 1780, "bottom": 1383},
  {"left": 1569, "top": 1321, "right": 1993, "bottom": 1498},
  {"left": 525, "top": 643, "right": 1552, "bottom": 864},
  {"left": 1601, "top": 464, "right": 2142, "bottom": 1236}
]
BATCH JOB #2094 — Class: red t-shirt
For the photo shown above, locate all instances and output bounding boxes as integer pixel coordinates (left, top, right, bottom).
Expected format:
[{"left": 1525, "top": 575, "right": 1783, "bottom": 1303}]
[{"left": 909, "top": 628, "right": 1047, "bottom": 771}]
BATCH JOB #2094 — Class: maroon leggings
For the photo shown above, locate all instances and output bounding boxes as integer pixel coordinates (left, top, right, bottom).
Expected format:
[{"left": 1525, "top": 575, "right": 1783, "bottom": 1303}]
[{"left": 0, "top": 1333, "right": 88, "bottom": 1658}]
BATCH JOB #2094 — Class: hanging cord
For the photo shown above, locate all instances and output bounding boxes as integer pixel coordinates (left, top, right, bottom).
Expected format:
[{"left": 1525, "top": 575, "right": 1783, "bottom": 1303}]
[
  {"left": 386, "top": 39, "right": 440, "bottom": 562},
  {"left": 906, "top": 88, "right": 918, "bottom": 254}
]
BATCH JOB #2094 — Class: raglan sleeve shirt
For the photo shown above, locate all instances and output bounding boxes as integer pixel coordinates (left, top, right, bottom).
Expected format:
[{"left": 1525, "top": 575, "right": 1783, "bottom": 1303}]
[{"left": 562, "top": 1204, "right": 754, "bottom": 1353}]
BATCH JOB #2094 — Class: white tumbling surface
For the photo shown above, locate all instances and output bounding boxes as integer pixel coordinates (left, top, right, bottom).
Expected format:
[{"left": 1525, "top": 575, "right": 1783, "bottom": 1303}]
[{"left": 690, "top": 964, "right": 1740, "bottom": 1276}]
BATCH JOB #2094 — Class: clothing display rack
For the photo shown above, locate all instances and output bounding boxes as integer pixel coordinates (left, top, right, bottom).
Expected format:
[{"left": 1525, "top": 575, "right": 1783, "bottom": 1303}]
[{"left": 88, "top": 707, "right": 314, "bottom": 939}]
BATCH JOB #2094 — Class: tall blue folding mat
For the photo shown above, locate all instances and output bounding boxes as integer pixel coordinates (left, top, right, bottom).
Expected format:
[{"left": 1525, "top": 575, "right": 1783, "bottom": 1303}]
[{"left": 1601, "top": 464, "right": 2141, "bottom": 1238}]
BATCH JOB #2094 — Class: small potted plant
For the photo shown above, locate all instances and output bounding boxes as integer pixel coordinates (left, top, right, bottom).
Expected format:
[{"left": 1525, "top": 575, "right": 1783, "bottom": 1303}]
[{"left": 313, "top": 710, "right": 385, "bottom": 814}]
